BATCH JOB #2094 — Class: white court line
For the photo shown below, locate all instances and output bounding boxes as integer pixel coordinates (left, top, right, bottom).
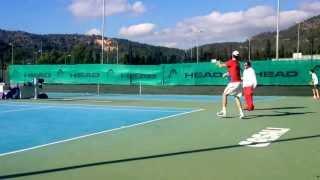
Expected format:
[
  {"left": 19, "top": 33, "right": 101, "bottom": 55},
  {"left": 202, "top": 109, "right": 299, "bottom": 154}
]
[
  {"left": 47, "top": 98, "right": 113, "bottom": 103},
  {"left": 77, "top": 100, "right": 113, "bottom": 103},
  {"left": 0, "top": 106, "right": 54, "bottom": 114},
  {"left": 0, "top": 103, "right": 189, "bottom": 113},
  {"left": 0, "top": 108, "right": 205, "bottom": 157},
  {"left": 0, "top": 104, "right": 32, "bottom": 107},
  {"left": 2, "top": 102, "right": 194, "bottom": 112},
  {"left": 55, "top": 106, "right": 187, "bottom": 113}
]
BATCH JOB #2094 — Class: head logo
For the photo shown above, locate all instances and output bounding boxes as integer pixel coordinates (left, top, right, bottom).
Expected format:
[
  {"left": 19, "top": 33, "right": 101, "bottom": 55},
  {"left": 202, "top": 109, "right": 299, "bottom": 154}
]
[
  {"left": 57, "top": 69, "right": 64, "bottom": 77},
  {"left": 106, "top": 69, "right": 114, "bottom": 77},
  {"left": 168, "top": 69, "right": 178, "bottom": 79}
]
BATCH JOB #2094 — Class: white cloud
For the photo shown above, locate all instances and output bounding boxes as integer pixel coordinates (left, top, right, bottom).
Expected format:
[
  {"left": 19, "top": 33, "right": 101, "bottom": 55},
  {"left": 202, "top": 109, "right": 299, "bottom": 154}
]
[
  {"left": 85, "top": 28, "right": 101, "bottom": 35},
  {"left": 131, "top": 1, "right": 146, "bottom": 14},
  {"left": 301, "top": 1, "right": 320, "bottom": 13},
  {"left": 164, "top": 42, "right": 178, "bottom": 48},
  {"left": 118, "top": 1, "right": 320, "bottom": 48},
  {"left": 119, "top": 23, "right": 156, "bottom": 37},
  {"left": 69, "top": 0, "right": 146, "bottom": 17}
]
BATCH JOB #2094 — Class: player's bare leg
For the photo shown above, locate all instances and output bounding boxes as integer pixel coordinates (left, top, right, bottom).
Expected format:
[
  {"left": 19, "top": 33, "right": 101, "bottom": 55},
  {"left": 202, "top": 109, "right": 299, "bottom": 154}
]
[
  {"left": 316, "top": 88, "right": 320, "bottom": 99},
  {"left": 235, "top": 96, "right": 244, "bottom": 119},
  {"left": 313, "top": 88, "right": 317, "bottom": 99},
  {"left": 217, "top": 93, "right": 227, "bottom": 117}
]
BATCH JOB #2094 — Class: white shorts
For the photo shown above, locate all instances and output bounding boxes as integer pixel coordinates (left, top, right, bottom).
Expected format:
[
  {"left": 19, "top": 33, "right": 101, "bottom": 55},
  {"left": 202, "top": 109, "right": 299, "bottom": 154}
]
[
  {"left": 223, "top": 82, "right": 242, "bottom": 97},
  {"left": 313, "top": 83, "right": 319, "bottom": 89}
]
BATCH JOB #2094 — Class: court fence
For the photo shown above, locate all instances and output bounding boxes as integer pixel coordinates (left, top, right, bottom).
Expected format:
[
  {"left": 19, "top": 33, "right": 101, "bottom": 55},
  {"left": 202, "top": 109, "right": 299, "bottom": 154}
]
[{"left": 8, "top": 60, "right": 320, "bottom": 86}]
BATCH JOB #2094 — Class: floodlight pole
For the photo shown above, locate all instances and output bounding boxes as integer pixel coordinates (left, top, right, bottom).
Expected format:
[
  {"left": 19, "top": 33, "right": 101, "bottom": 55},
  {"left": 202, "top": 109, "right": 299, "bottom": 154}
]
[
  {"left": 248, "top": 38, "right": 251, "bottom": 61},
  {"left": 196, "top": 30, "right": 203, "bottom": 64},
  {"left": 67, "top": 54, "right": 71, "bottom": 64},
  {"left": 276, "top": 0, "right": 280, "bottom": 60},
  {"left": 9, "top": 43, "right": 14, "bottom": 64},
  {"left": 115, "top": 40, "right": 119, "bottom": 64},
  {"left": 297, "top": 22, "right": 300, "bottom": 53},
  {"left": 40, "top": 40, "right": 43, "bottom": 59},
  {"left": 190, "top": 45, "right": 193, "bottom": 60},
  {"left": 196, "top": 39, "right": 199, "bottom": 63},
  {"left": 98, "top": 0, "right": 106, "bottom": 96},
  {"left": 184, "top": 49, "right": 188, "bottom": 62},
  {"left": 101, "top": 0, "right": 105, "bottom": 65}
]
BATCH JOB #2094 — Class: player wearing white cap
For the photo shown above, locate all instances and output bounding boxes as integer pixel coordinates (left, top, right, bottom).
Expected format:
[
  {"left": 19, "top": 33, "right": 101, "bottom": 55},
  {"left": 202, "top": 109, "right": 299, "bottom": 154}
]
[{"left": 215, "top": 50, "right": 245, "bottom": 119}]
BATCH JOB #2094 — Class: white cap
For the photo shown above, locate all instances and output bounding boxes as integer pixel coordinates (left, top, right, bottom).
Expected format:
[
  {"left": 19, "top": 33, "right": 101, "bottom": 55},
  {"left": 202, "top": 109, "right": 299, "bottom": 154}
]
[
  {"left": 211, "top": 59, "right": 217, "bottom": 63},
  {"left": 232, "top": 50, "right": 240, "bottom": 57}
]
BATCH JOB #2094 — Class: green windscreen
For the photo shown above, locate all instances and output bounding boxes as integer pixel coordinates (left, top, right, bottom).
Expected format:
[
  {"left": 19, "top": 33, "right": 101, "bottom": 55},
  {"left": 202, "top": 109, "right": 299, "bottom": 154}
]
[{"left": 9, "top": 60, "right": 320, "bottom": 85}]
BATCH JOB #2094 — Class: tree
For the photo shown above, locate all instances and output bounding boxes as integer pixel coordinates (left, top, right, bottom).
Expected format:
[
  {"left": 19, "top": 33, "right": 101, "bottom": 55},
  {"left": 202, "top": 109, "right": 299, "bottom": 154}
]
[
  {"left": 146, "top": 55, "right": 152, "bottom": 64},
  {"left": 265, "top": 39, "right": 272, "bottom": 59},
  {"left": 123, "top": 54, "right": 129, "bottom": 64},
  {"left": 279, "top": 44, "right": 285, "bottom": 58},
  {"left": 169, "top": 55, "right": 177, "bottom": 63},
  {"left": 83, "top": 46, "right": 95, "bottom": 64},
  {"left": 49, "top": 50, "right": 62, "bottom": 64},
  {"left": 72, "top": 44, "right": 86, "bottom": 64},
  {"left": 128, "top": 43, "right": 133, "bottom": 64},
  {"left": 199, "top": 48, "right": 204, "bottom": 62},
  {"left": 255, "top": 49, "right": 261, "bottom": 59}
]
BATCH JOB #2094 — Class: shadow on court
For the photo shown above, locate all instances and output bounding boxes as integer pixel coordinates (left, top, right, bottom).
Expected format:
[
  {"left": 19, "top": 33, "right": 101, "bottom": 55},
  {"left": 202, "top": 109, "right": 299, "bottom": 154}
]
[
  {"left": 254, "top": 106, "right": 306, "bottom": 111},
  {"left": 1, "top": 134, "right": 320, "bottom": 179},
  {"left": 244, "top": 111, "right": 314, "bottom": 119}
]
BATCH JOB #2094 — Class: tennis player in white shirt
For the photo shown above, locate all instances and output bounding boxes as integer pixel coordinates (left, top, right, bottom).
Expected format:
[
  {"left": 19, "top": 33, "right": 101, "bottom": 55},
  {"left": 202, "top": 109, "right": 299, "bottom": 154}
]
[
  {"left": 242, "top": 61, "right": 257, "bottom": 111},
  {"left": 310, "top": 69, "right": 319, "bottom": 100},
  {"left": 0, "top": 79, "right": 4, "bottom": 100}
]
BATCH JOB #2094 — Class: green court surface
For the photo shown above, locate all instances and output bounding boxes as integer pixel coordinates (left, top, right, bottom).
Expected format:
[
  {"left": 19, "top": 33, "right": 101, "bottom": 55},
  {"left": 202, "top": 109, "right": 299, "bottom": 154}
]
[{"left": 0, "top": 96, "right": 319, "bottom": 180}]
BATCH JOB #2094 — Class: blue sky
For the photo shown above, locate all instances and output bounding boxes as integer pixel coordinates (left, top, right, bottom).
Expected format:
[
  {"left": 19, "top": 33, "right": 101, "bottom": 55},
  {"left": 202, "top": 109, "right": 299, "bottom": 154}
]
[{"left": 0, "top": 0, "right": 319, "bottom": 48}]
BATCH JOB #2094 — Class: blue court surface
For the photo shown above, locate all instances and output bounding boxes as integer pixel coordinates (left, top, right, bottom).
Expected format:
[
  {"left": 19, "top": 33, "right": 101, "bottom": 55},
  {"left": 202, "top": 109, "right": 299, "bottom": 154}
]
[{"left": 0, "top": 102, "right": 199, "bottom": 156}]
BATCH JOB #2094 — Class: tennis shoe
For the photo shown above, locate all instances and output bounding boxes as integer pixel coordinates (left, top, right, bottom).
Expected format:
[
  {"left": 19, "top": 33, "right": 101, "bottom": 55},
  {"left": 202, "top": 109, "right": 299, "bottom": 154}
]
[
  {"left": 239, "top": 112, "right": 245, "bottom": 119},
  {"left": 216, "top": 111, "right": 226, "bottom": 117}
]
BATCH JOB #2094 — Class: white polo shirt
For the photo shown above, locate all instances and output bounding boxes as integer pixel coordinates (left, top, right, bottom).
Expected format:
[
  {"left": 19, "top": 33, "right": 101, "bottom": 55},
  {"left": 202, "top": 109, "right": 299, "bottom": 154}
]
[
  {"left": 312, "top": 73, "right": 319, "bottom": 85},
  {"left": 0, "top": 83, "right": 4, "bottom": 93},
  {"left": 243, "top": 67, "right": 257, "bottom": 88}
]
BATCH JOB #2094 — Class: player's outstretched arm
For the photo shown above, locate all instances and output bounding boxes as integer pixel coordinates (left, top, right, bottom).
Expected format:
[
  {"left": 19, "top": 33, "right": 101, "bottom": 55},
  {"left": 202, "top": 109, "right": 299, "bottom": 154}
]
[
  {"left": 216, "top": 60, "right": 227, "bottom": 68},
  {"left": 211, "top": 59, "right": 226, "bottom": 68}
]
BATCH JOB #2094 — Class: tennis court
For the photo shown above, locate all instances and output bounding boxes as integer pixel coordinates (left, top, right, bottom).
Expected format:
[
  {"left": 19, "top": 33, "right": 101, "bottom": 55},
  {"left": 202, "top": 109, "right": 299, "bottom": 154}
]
[
  {"left": 0, "top": 95, "right": 319, "bottom": 180},
  {"left": 0, "top": 102, "right": 200, "bottom": 156}
]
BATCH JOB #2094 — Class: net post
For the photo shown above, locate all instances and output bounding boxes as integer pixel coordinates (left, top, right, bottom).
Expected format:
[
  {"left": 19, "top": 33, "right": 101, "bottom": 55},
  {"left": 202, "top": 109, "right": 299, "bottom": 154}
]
[
  {"left": 18, "top": 83, "right": 22, "bottom": 99},
  {"left": 139, "top": 81, "right": 142, "bottom": 96},
  {"left": 33, "top": 77, "right": 37, "bottom": 100},
  {"left": 97, "top": 83, "right": 100, "bottom": 96}
]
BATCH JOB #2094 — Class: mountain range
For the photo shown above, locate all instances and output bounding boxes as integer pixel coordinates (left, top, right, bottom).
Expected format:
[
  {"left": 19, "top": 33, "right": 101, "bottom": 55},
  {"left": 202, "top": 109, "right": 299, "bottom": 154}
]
[{"left": 0, "top": 15, "right": 319, "bottom": 65}]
